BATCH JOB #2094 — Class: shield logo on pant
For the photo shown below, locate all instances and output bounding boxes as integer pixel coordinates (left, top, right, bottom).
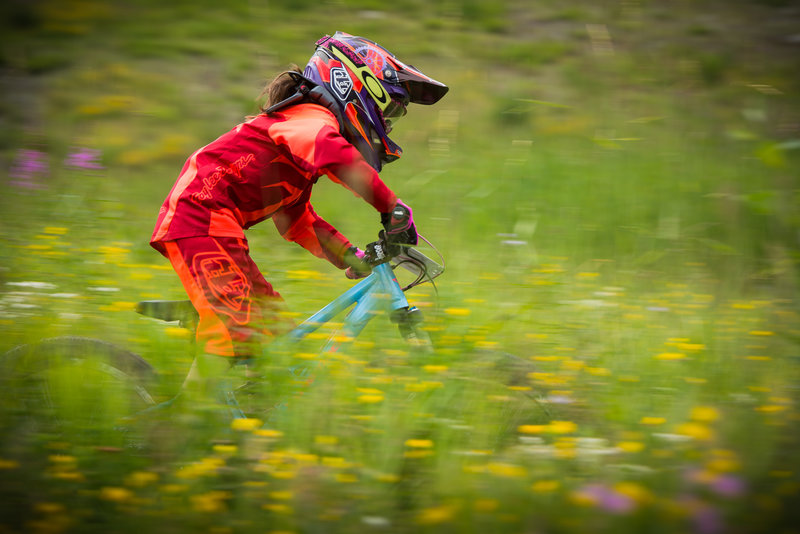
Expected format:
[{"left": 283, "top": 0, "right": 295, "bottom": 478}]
[{"left": 194, "top": 252, "right": 252, "bottom": 325}]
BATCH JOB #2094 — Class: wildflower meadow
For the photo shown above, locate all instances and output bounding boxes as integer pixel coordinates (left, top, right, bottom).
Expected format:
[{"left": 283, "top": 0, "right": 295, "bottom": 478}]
[{"left": 1, "top": 1, "right": 799, "bottom": 533}]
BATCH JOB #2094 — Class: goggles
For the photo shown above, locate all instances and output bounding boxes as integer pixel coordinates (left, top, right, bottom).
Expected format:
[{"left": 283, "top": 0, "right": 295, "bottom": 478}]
[{"left": 384, "top": 93, "right": 409, "bottom": 119}]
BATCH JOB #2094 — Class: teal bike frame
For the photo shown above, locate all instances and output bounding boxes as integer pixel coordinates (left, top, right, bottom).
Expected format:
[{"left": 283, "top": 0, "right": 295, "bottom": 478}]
[
  {"left": 289, "top": 262, "right": 410, "bottom": 354},
  {"left": 218, "top": 246, "right": 441, "bottom": 420}
]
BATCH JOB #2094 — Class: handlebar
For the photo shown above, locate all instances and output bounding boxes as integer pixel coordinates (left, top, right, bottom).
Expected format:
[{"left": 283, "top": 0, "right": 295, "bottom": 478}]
[
  {"left": 364, "top": 233, "right": 401, "bottom": 266},
  {"left": 363, "top": 233, "right": 445, "bottom": 291}
]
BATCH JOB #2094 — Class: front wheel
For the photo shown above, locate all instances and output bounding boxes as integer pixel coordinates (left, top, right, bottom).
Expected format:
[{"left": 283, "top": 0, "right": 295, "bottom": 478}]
[
  {"left": 399, "top": 322, "right": 434, "bottom": 353},
  {"left": 0, "top": 336, "right": 159, "bottom": 453},
  {"left": 395, "top": 306, "right": 434, "bottom": 354}
]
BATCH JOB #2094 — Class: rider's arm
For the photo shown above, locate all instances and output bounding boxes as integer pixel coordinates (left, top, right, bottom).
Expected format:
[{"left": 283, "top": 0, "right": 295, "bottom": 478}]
[
  {"left": 316, "top": 129, "right": 419, "bottom": 245},
  {"left": 314, "top": 125, "right": 398, "bottom": 214},
  {"left": 270, "top": 105, "right": 399, "bottom": 214},
  {"left": 273, "top": 199, "right": 352, "bottom": 269}
]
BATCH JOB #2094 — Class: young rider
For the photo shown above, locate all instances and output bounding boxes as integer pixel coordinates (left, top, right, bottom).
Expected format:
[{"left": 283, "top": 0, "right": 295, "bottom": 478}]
[{"left": 150, "top": 32, "right": 448, "bottom": 402}]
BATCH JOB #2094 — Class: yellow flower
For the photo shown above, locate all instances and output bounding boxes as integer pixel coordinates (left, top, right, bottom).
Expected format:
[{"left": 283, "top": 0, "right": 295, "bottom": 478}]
[
  {"left": 125, "top": 471, "right": 159, "bottom": 487},
  {"left": 756, "top": 405, "right": 788, "bottom": 413},
  {"left": 164, "top": 326, "right": 191, "bottom": 339},
  {"left": 322, "top": 456, "right": 348, "bottom": 467},
  {"left": 314, "top": 435, "right": 338, "bottom": 445},
  {"left": 254, "top": 429, "right": 284, "bottom": 438},
  {"left": 614, "top": 482, "right": 653, "bottom": 504},
  {"left": 547, "top": 420, "right": 578, "bottom": 434},
  {"left": 292, "top": 453, "right": 318, "bottom": 464},
  {"left": 262, "top": 503, "right": 293, "bottom": 514},
  {"left": 35, "top": 502, "right": 66, "bottom": 514},
  {"left": 0, "top": 459, "right": 20, "bottom": 469},
  {"left": 404, "top": 450, "right": 434, "bottom": 459},
  {"left": 405, "top": 439, "right": 434, "bottom": 448},
  {"left": 48, "top": 455, "right": 76, "bottom": 464},
  {"left": 52, "top": 470, "right": 85, "bottom": 481},
  {"left": 230, "top": 417, "right": 262, "bottom": 432},
  {"left": 676, "top": 422, "right": 714, "bottom": 441},
  {"left": 570, "top": 490, "right": 597, "bottom": 507},
  {"left": 357, "top": 394, "right": 384, "bottom": 404},
  {"left": 617, "top": 441, "right": 645, "bottom": 453},
  {"left": 487, "top": 462, "right": 527, "bottom": 478},
  {"left": 474, "top": 498, "right": 499, "bottom": 512},
  {"left": 100, "top": 487, "right": 134, "bottom": 503},
  {"left": 336, "top": 473, "right": 358, "bottom": 483},
  {"left": 422, "top": 364, "right": 448, "bottom": 373},
  {"left": 526, "top": 333, "right": 549, "bottom": 339},
  {"left": 684, "top": 377, "right": 707, "bottom": 384},
  {"left": 270, "top": 470, "right": 296, "bottom": 480},
  {"left": 405, "top": 381, "right": 443, "bottom": 392},
  {"left": 531, "top": 480, "right": 560, "bottom": 493},
  {"left": 191, "top": 491, "right": 231, "bottom": 513},
  {"left": 287, "top": 269, "right": 325, "bottom": 280},
  {"left": 655, "top": 352, "right": 686, "bottom": 360},
  {"left": 561, "top": 359, "right": 585, "bottom": 371},
  {"left": 176, "top": 457, "right": 224, "bottom": 479},
  {"left": 676, "top": 342, "right": 705, "bottom": 351},
  {"left": 555, "top": 448, "right": 577, "bottom": 459},
  {"left": 160, "top": 484, "right": 188, "bottom": 493},
  {"left": 444, "top": 307, "right": 471, "bottom": 316},
  {"left": 212, "top": 444, "right": 238, "bottom": 455},
  {"left": 356, "top": 387, "right": 383, "bottom": 394},
  {"left": 416, "top": 504, "right": 458, "bottom": 525},
  {"left": 707, "top": 457, "right": 741, "bottom": 473},
  {"left": 639, "top": 416, "right": 666, "bottom": 426},
  {"left": 690, "top": 406, "right": 720, "bottom": 423}
]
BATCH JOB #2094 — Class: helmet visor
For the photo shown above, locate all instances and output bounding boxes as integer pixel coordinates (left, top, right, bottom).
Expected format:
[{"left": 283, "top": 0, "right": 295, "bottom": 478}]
[
  {"left": 391, "top": 60, "right": 449, "bottom": 105},
  {"left": 400, "top": 74, "right": 448, "bottom": 105}
]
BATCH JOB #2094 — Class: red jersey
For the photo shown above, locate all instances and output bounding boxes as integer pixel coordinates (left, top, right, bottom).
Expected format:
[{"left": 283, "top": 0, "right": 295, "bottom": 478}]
[{"left": 151, "top": 103, "right": 397, "bottom": 268}]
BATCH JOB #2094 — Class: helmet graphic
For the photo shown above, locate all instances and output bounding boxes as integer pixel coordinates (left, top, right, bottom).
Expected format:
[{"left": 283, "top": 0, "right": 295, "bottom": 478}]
[{"left": 303, "top": 32, "right": 448, "bottom": 171}]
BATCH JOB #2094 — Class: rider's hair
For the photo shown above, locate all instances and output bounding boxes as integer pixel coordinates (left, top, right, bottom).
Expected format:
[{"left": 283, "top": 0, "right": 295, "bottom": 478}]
[{"left": 258, "top": 65, "right": 302, "bottom": 112}]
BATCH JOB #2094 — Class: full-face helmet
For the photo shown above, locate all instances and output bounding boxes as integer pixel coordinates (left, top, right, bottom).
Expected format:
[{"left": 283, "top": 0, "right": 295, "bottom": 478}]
[{"left": 303, "top": 32, "right": 448, "bottom": 170}]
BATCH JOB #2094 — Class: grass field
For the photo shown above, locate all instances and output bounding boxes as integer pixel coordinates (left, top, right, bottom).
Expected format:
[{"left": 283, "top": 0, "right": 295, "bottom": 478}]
[{"left": 1, "top": 0, "right": 800, "bottom": 532}]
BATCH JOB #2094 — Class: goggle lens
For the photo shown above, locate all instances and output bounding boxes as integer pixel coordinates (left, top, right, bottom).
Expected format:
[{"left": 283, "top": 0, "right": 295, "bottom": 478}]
[{"left": 383, "top": 95, "right": 408, "bottom": 120}]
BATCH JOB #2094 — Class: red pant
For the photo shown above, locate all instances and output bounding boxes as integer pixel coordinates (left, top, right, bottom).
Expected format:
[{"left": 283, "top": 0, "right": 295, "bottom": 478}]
[{"left": 160, "top": 236, "right": 285, "bottom": 357}]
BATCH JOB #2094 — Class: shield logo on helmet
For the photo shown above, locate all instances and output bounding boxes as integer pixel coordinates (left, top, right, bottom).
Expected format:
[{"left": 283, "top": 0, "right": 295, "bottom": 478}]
[
  {"left": 331, "top": 67, "right": 353, "bottom": 101},
  {"left": 330, "top": 67, "right": 353, "bottom": 101}
]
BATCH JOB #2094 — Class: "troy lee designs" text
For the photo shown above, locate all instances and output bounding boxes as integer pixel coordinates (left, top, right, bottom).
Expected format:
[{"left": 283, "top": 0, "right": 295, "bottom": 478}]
[{"left": 192, "top": 153, "right": 255, "bottom": 202}]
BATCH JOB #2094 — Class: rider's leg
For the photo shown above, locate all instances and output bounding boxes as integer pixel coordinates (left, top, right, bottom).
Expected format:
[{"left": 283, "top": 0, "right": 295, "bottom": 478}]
[
  {"left": 181, "top": 352, "right": 247, "bottom": 418},
  {"left": 159, "top": 236, "right": 286, "bottom": 417}
]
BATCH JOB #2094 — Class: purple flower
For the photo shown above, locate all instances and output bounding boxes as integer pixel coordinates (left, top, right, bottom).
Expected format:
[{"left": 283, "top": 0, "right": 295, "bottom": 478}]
[
  {"left": 64, "top": 147, "right": 104, "bottom": 170},
  {"left": 577, "top": 484, "right": 636, "bottom": 514},
  {"left": 677, "top": 496, "right": 725, "bottom": 534},
  {"left": 710, "top": 474, "right": 746, "bottom": 498},
  {"left": 692, "top": 504, "right": 723, "bottom": 534},
  {"left": 9, "top": 149, "right": 49, "bottom": 188}
]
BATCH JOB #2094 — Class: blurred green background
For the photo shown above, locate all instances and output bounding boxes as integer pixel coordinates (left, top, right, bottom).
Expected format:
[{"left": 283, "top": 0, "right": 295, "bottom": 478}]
[{"left": 1, "top": 0, "right": 799, "bottom": 533}]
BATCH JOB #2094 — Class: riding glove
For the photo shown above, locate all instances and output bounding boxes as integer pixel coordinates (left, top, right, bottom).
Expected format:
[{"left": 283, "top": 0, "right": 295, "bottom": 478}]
[{"left": 381, "top": 200, "right": 418, "bottom": 245}]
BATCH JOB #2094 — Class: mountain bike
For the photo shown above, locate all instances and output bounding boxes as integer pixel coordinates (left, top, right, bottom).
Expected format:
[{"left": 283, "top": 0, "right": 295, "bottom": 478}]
[{"left": 0, "top": 233, "right": 544, "bottom": 454}]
